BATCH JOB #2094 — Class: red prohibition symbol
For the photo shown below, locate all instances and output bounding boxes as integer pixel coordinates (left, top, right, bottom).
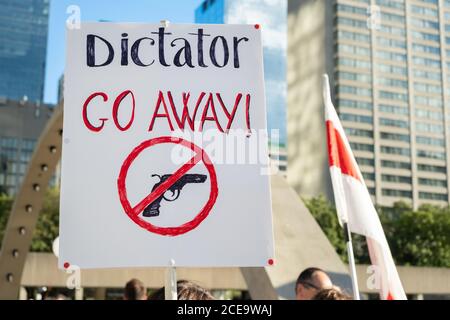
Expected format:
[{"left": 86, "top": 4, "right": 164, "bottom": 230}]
[{"left": 117, "top": 136, "right": 218, "bottom": 236}]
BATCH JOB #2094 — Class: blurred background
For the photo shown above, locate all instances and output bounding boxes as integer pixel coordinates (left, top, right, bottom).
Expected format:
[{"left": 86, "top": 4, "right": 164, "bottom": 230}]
[{"left": 0, "top": 0, "right": 449, "bottom": 300}]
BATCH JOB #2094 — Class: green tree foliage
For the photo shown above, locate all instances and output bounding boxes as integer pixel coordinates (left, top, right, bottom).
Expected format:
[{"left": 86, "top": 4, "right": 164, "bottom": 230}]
[
  {"left": 302, "top": 196, "right": 347, "bottom": 261},
  {"left": 382, "top": 203, "right": 450, "bottom": 267},
  {"left": 30, "top": 187, "right": 60, "bottom": 252},
  {"left": 304, "top": 196, "right": 450, "bottom": 267},
  {"left": 0, "top": 193, "right": 13, "bottom": 247},
  {"left": 0, "top": 188, "right": 60, "bottom": 252}
]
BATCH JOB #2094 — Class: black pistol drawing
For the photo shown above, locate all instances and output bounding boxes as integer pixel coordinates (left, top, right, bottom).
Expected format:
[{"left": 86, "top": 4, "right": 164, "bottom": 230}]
[{"left": 143, "top": 174, "right": 207, "bottom": 217}]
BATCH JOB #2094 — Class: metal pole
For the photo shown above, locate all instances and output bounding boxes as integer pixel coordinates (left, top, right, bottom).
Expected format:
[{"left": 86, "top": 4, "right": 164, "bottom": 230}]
[
  {"left": 165, "top": 259, "right": 177, "bottom": 300},
  {"left": 343, "top": 222, "right": 360, "bottom": 300}
]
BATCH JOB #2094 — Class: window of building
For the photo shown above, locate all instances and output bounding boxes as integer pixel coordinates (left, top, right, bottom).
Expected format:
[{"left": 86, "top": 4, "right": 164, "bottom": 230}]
[
  {"left": 350, "top": 142, "right": 374, "bottom": 152},
  {"left": 337, "top": 44, "right": 371, "bottom": 56},
  {"left": 376, "top": 50, "right": 407, "bottom": 63},
  {"left": 411, "top": 17, "right": 439, "bottom": 30},
  {"left": 414, "top": 82, "right": 442, "bottom": 94},
  {"left": 382, "top": 174, "right": 412, "bottom": 184},
  {"left": 413, "top": 69, "right": 441, "bottom": 81},
  {"left": 417, "top": 149, "right": 446, "bottom": 160},
  {"left": 419, "top": 0, "right": 438, "bottom": 4},
  {"left": 0, "top": 137, "right": 19, "bottom": 149},
  {"left": 345, "top": 128, "right": 373, "bottom": 138},
  {"left": 379, "top": 104, "right": 409, "bottom": 115},
  {"left": 337, "top": 71, "right": 371, "bottom": 82},
  {"left": 338, "top": 85, "right": 372, "bottom": 96},
  {"left": 20, "top": 138, "right": 36, "bottom": 151},
  {"left": 337, "top": 57, "right": 372, "bottom": 69},
  {"left": 5, "top": 174, "right": 17, "bottom": 186},
  {"left": 376, "top": 77, "right": 408, "bottom": 88},
  {"left": 417, "top": 163, "right": 446, "bottom": 173},
  {"left": 1, "top": 148, "right": 17, "bottom": 161},
  {"left": 413, "top": 56, "right": 441, "bottom": 68},
  {"left": 379, "top": 24, "right": 406, "bottom": 36},
  {"left": 381, "top": 146, "right": 410, "bottom": 156},
  {"left": 340, "top": 113, "right": 373, "bottom": 124},
  {"left": 381, "top": 12, "right": 405, "bottom": 24},
  {"left": 418, "top": 178, "right": 447, "bottom": 187},
  {"left": 376, "top": 64, "right": 407, "bottom": 75},
  {"left": 362, "top": 172, "right": 375, "bottom": 180},
  {"left": 337, "top": 17, "right": 367, "bottom": 29},
  {"left": 337, "top": 30, "right": 370, "bottom": 42},
  {"left": 379, "top": 91, "right": 408, "bottom": 102},
  {"left": 376, "top": 37, "right": 406, "bottom": 49},
  {"left": 419, "top": 192, "right": 448, "bottom": 201},
  {"left": 381, "top": 160, "right": 411, "bottom": 170},
  {"left": 379, "top": 118, "right": 408, "bottom": 128},
  {"left": 382, "top": 189, "right": 412, "bottom": 198},
  {"left": 412, "top": 31, "right": 440, "bottom": 43},
  {"left": 339, "top": 99, "right": 373, "bottom": 110},
  {"left": 414, "top": 95, "right": 443, "bottom": 108},
  {"left": 416, "top": 122, "right": 444, "bottom": 134},
  {"left": 411, "top": 5, "right": 438, "bottom": 18},
  {"left": 336, "top": 3, "right": 367, "bottom": 15},
  {"left": 412, "top": 43, "right": 440, "bottom": 55},
  {"left": 380, "top": 132, "right": 410, "bottom": 142},
  {"left": 356, "top": 157, "right": 375, "bottom": 166},
  {"left": 416, "top": 136, "right": 445, "bottom": 147},
  {"left": 415, "top": 108, "right": 443, "bottom": 121},
  {"left": 376, "top": 0, "right": 404, "bottom": 10}
]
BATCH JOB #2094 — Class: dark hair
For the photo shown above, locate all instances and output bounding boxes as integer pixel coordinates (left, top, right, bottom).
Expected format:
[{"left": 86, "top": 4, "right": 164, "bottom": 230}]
[
  {"left": 124, "top": 278, "right": 146, "bottom": 300},
  {"left": 312, "top": 288, "right": 352, "bottom": 300},
  {"left": 296, "top": 267, "right": 326, "bottom": 291},
  {"left": 148, "top": 280, "right": 214, "bottom": 300}
]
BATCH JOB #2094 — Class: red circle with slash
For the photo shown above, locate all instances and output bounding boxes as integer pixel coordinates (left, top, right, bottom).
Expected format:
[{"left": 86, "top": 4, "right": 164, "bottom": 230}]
[{"left": 117, "top": 136, "right": 218, "bottom": 236}]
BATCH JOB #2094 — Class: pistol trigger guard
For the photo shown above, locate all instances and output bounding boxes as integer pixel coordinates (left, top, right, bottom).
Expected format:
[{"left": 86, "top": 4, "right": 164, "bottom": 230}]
[{"left": 163, "top": 189, "right": 179, "bottom": 202}]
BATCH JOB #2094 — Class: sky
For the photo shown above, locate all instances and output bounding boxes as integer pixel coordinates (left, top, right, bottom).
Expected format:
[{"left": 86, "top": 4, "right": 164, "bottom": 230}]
[{"left": 44, "top": 0, "right": 203, "bottom": 104}]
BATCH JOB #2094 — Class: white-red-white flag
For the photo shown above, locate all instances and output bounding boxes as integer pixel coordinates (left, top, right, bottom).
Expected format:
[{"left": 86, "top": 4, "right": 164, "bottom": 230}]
[{"left": 323, "top": 74, "right": 407, "bottom": 300}]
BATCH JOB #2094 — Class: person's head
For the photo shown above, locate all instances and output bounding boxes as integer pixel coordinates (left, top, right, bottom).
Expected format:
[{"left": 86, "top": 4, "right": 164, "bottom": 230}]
[
  {"left": 295, "top": 267, "right": 333, "bottom": 300},
  {"left": 312, "top": 287, "right": 352, "bottom": 300},
  {"left": 124, "top": 278, "right": 147, "bottom": 300},
  {"left": 148, "top": 280, "right": 214, "bottom": 300}
]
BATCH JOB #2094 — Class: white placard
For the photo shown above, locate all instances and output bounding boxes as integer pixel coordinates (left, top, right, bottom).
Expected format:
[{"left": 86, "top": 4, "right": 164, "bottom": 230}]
[{"left": 60, "top": 23, "right": 274, "bottom": 268}]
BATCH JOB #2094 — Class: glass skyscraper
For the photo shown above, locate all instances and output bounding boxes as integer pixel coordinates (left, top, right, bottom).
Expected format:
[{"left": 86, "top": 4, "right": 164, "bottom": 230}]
[
  {"left": 0, "top": 0, "right": 49, "bottom": 103},
  {"left": 288, "top": 0, "right": 450, "bottom": 208},
  {"left": 195, "top": 0, "right": 288, "bottom": 148}
]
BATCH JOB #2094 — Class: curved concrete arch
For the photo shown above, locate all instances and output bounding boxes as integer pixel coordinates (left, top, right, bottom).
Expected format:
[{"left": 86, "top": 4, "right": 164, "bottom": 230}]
[{"left": 0, "top": 104, "right": 63, "bottom": 299}]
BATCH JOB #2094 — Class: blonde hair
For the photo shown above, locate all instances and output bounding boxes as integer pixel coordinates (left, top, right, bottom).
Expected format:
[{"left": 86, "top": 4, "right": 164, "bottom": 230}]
[{"left": 312, "top": 287, "right": 352, "bottom": 300}]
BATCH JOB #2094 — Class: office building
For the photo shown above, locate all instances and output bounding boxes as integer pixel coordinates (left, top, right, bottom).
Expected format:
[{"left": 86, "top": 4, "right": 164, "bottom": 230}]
[
  {"left": 0, "top": 0, "right": 49, "bottom": 103},
  {"left": 195, "top": 0, "right": 288, "bottom": 148},
  {"left": 0, "top": 99, "right": 53, "bottom": 195},
  {"left": 288, "top": 0, "right": 450, "bottom": 208}
]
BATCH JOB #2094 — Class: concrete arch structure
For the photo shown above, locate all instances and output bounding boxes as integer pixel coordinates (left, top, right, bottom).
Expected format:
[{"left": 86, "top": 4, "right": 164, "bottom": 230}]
[
  {"left": 0, "top": 104, "right": 63, "bottom": 299},
  {"left": 0, "top": 102, "right": 350, "bottom": 299}
]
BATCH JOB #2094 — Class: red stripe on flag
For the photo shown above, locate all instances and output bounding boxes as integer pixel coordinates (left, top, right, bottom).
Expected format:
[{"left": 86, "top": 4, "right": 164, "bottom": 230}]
[
  {"left": 387, "top": 292, "right": 394, "bottom": 300},
  {"left": 326, "top": 120, "right": 361, "bottom": 182}
]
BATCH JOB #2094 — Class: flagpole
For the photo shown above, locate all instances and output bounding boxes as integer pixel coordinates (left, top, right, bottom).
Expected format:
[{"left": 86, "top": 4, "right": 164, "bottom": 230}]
[{"left": 343, "top": 222, "right": 360, "bottom": 300}]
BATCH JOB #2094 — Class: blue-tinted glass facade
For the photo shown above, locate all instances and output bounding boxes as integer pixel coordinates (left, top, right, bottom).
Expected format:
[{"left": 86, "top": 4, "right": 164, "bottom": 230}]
[
  {"left": 195, "top": 0, "right": 287, "bottom": 146},
  {"left": 0, "top": 0, "right": 49, "bottom": 103},
  {"left": 195, "top": 0, "right": 225, "bottom": 24}
]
